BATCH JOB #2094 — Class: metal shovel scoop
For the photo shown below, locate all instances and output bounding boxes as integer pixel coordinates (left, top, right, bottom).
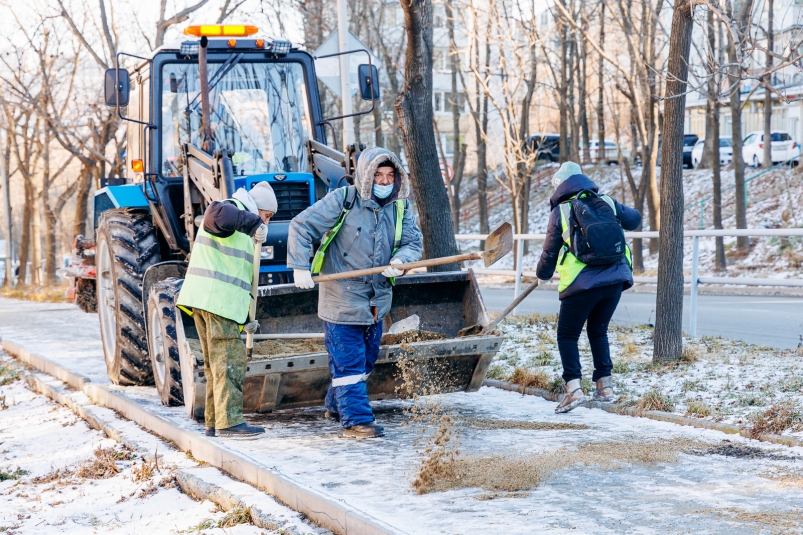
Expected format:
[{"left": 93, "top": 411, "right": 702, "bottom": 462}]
[{"left": 312, "top": 222, "right": 514, "bottom": 283}]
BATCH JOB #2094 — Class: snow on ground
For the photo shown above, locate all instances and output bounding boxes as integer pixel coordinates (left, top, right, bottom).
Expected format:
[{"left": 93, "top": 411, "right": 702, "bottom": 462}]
[
  {"left": 4, "top": 299, "right": 803, "bottom": 533},
  {"left": 460, "top": 163, "right": 803, "bottom": 282},
  {"left": 489, "top": 313, "right": 803, "bottom": 436},
  {"left": 0, "top": 359, "right": 274, "bottom": 535}
]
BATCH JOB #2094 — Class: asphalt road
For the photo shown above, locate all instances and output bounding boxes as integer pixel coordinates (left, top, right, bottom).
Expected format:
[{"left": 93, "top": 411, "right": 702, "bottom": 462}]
[{"left": 480, "top": 286, "right": 803, "bottom": 350}]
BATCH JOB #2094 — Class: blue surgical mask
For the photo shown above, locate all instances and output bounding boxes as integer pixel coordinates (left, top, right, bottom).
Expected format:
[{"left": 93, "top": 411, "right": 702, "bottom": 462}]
[{"left": 373, "top": 183, "right": 394, "bottom": 199}]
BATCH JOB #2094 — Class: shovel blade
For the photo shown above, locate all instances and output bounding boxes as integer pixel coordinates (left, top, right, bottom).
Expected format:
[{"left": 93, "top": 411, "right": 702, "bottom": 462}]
[{"left": 481, "top": 222, "right": 514, "bottom": 267}]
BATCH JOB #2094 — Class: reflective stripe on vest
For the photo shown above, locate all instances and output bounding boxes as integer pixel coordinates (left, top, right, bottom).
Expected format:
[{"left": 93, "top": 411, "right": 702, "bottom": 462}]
[
  {"left": 311, "top": 187, "right": 405, "bottom": 284},
  {"left": 556, "top": 193, "right": 629, "bottom": 293},
  {"left": 176, "top": 198, "right": 255, "bottom": 324}
]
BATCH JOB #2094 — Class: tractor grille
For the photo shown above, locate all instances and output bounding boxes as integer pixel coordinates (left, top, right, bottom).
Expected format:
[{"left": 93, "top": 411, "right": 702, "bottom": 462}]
[{"left": 271, "top": 182, "right": 311, "bottom": 221}]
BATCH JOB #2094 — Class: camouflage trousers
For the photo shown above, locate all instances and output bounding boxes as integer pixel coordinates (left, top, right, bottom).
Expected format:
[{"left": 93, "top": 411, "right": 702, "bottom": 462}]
[{"left": 192, "top": 309, "right": 246, "bottom": 430}]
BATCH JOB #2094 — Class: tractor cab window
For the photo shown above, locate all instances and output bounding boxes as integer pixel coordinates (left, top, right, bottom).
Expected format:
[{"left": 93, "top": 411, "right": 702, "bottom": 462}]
[{"left": 161, "top": 61, "right": 312, "bottom": 178}]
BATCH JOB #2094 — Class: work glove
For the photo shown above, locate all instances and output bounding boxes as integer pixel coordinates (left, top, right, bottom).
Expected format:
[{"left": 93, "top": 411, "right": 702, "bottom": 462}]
[
  {"left": 381, "top": 258, "right": 405, "bottom": 278},
  {"left": 253, "top": 224, "right": 268, "bottom": 243},
  {"left": 294, "top": 269, "right": 315, "bottom": 289},
  {"left": 242, "top": 320, "right": 260, "bottom": 335}
]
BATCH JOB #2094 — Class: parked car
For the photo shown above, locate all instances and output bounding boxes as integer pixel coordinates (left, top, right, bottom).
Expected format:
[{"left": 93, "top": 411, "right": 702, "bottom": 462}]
[
  {"left": 691, "top": 137, "right": 733, "bottom": 168},
  {"left": 528, "top": 133, "right": 561, "bottom": 162},
  {"left": 588, "top": 140, "right": 619, "bottom": 164},
  {"left": 742, "top": 131, "right": 800, "bottom": 167},
  {"left": 655, "top": 134, "right": 699, "bottom": 168}
]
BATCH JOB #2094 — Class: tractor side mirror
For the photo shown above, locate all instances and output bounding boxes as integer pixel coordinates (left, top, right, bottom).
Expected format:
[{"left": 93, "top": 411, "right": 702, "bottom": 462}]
[
  {"left": 358, "top": 64, "right": 380, "bottom": 101},
  {"left": 104, "top": 68, "right": 130, "bottom": 107}
]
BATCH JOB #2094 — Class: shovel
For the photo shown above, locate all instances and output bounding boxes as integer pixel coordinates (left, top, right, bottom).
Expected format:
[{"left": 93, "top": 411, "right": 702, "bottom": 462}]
[
  {"left": 311, "top": 222, "right": 513, "bottom": 284},
  {"left": 457, "top": 279, "right": 541, "bottom": 337},
  {"left": 244, "top": 235, "right": 262, "bottom": 359}
]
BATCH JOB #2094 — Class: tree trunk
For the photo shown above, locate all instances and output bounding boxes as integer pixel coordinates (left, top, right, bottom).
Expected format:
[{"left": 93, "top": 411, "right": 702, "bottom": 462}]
[
  {"left": 710, "top": 10, "right": 726, "bottom": 271},
  {"left": 476, "top": 21, "right": 491, "bottom": 237},
  {"left": 763, "top": 0, "right": 774, "bottom": 169},
  {"left": 654, "top": 0, "right": 693, "bottom": 362},
  {"left": 558, "top": 0, "right": 569, "bottom": 163},
  {"left": 578, "top": 0, "right": 590, "bottom": 164},
  {"left": 1, "top": 136, "right": 12, "bottom": 287},
  {"left": 728, "top": 0, "right": 753, "bottom": 253},
  {"left": 18, "top": 177, "right": 32, "bottom": 285},
  {"left": 31, "top": 184, "right": 43, "bottom": 286},
  {"left": 73, "top": 166, "right": 92, "bottom": 238},
  {"left": 699, "top": 99, "right": 715, "bottom": 169},
  {"left": 447, "top": 0, "right": 461, "bottom": 233},
  {"left": 396, "top": 0, "right": 459, "bottom": 270},
  {"left": 596, "top": 1, "right": 605, "bottom": 164}
]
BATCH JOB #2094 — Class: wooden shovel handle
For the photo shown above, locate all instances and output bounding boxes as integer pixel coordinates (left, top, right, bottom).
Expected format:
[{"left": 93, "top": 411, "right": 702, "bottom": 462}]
[{"left": 311, "top": 252, "right": 481, "bottom": 284}]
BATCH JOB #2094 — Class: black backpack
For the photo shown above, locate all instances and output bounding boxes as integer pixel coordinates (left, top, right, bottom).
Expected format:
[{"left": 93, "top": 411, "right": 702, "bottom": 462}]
[{"left": 559, "top": 190, "right": 625, "bottom": 266}]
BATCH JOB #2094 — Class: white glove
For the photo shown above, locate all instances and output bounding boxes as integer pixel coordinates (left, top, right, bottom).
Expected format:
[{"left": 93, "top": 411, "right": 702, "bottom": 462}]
[
  {"left": 294, "top": 269, "right": 315, "bottom": 289},
  {"left": 253, "top": 224, "right": 268, "bottom": 243},
  {"left": 382, "top": 258, "right": 405, "bottom": 278}
]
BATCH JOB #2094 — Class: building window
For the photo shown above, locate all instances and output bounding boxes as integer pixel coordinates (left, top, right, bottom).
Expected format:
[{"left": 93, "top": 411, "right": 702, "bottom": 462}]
[
  {"left": 433, "top": 5, "right": 446, "bottom": 28},
  {"left": 433, "top": 91, "right": 467, "bottom": 114},
  {"left": 443, "top": 134, "right": 466, "bottom": 155}
]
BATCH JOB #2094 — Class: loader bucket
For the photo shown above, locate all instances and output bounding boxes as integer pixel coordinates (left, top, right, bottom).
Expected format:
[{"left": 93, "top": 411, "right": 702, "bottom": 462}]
[{"left": 176, "top": 270, "right": 503, "bottom": 418}]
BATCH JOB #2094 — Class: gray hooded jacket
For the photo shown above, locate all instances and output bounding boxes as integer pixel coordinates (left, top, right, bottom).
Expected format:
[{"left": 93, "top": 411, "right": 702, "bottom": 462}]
[{"left": 287, "top": 147, "right": 424, "bottom": 325}]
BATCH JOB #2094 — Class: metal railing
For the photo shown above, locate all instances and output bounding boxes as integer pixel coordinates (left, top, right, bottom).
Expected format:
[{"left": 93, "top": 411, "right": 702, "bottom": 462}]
[{"left": 456, "top": 229, "right": 803, "bottom": 336}]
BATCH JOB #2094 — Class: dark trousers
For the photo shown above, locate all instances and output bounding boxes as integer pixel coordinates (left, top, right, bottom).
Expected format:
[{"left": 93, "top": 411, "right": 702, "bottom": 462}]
[
  {"left": 323, "top": 321, "right": 383, "bottom": 428},
  {"left": 557, "top": 283, "right": 623, "bottom": 383}
]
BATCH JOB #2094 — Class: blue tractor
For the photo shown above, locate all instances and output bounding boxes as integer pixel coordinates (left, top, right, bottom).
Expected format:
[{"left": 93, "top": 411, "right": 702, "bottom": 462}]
[{"left": 68, "top": 25, "right": 500, "bottom": 417}]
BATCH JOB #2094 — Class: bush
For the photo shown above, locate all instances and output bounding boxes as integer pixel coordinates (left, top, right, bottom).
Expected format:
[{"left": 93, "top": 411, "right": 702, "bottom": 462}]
[{"left": 636, "top": 387, "right": 675, "bottom": 413}]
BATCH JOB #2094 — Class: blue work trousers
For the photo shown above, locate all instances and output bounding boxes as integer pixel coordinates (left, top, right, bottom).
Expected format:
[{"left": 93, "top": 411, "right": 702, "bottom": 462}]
[{"left": 323, "top": 321, "right": 382, "bottom": 428}]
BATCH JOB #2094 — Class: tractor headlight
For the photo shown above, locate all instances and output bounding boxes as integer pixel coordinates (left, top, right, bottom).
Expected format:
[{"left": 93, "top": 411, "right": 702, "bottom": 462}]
[
  {"left": 260, "top": 246, "right": 274, "bottom": 260},
  {"left": 180, "top": 40, "right": 200, "bottom": 57},
  {"left": 269, "top": 40, "right": 291, "bottom": 55}
]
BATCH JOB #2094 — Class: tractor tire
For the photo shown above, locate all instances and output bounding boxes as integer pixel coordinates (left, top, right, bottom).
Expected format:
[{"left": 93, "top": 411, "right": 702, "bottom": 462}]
[
  {"left": 147, "top": 278, "right": 184, "bottom": 406},
  {"left": 96, "top": 209, "right": 161, "bottom": 386}
]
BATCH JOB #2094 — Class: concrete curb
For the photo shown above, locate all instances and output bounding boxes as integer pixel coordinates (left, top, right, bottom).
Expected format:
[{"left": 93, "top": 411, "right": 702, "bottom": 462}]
[
  {"left": 483, "top": 379, "right": 803, "bottom": 448},
  {"left": 23, "top": 371, "right": 310, "bottom": 534},
  {"left": 3, "top": 339, "right": 403, "bottom": 535}
]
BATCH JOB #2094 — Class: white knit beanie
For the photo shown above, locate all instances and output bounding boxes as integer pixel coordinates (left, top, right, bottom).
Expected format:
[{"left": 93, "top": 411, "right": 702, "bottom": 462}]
[
  {"left": 551, "top": 161, "right": 583, "bottom": 188},
  {"left": 249, "top": 181, "right": 278, "bottom": 213}
]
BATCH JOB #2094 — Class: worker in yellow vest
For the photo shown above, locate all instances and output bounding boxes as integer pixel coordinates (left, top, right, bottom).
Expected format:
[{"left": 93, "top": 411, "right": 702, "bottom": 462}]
[
  {"left": 536, "top": 162, "right": 641, "bottom": 414},
  {"left": 177, "top": 182, "right": 276, "bottom": 437}
]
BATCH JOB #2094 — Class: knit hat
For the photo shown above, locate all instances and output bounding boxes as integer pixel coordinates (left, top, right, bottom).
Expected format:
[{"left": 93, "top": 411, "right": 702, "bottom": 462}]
[
  {"left": 551, "top": 161, "right": 582, "bottom": 188},
  {"left": 249, "top": 181, "right": 278, "bottom": 213}
]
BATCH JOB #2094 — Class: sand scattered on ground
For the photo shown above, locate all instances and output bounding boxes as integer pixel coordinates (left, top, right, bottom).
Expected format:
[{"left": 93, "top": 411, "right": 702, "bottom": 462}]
[
  {"left": 416, "top": 436, "right": 709, "bottom": 494},
  {"left": 691, "top": 507, "right": 803, "bottom": 534},
  {"left": 459, "top": 418, "right": 590, "bottom": 431}
]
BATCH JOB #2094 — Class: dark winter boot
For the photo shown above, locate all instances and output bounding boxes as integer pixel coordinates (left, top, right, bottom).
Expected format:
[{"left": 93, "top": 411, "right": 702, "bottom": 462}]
[
  {"left": 205, "top": 427, "right": 215, "bottom": 437},
  {"left": 215, "top": 422, "right": 265, "bottom": 438},
  {"left": 555, "top": 379, "right": 587, "bottom": 414},
  {"left": 592, "top": 376, "right": 615, "bottom": 403},
  {"left": 324, "top": 410, "right": 340, "bottom": 422},
  {"left": 343, "top": 423, "right": 385, "bottom": 439}
]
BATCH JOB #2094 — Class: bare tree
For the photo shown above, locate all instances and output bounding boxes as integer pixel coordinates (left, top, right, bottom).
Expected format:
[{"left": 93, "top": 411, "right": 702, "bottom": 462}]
[
  {"left": 396, "top": 0, "right": 459, "bottom": 270},
  {"left": 654, "top": 0, "right": 694, "bottom": 362},
  {"left": 762, "top": 0, "right": 774, "bottom": 169}
]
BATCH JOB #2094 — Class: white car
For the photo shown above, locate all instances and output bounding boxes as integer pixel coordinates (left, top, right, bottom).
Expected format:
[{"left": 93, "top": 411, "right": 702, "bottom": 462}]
[
  {"left": 587, "top": 140, "right": 619, "bottom": 164},
  {"left": 742, "top": 131, "right": 800, "bottom": 167},
  {"left": 691, "top": 137, "right": 733, "bottom": 168}
]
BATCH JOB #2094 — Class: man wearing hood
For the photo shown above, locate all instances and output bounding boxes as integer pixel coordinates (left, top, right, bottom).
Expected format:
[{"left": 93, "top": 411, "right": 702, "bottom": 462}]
[
  {"left": 536, "top": 162, "right": 642, "bottom": 413},
  {"left": 177, "top": 181, "right": 277, "bottom": 437},
  {"left": 288, "top": 147, "right": 423, "bottom": 438}
]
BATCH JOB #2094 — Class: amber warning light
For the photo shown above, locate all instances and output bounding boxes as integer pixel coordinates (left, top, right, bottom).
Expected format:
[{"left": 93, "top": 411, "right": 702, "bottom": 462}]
[
  {"left": 183, "top": 25, "right": 258, "bottom": 37},
  {"left": 131, "top": 159, "right": 144, "bottom": 173}
]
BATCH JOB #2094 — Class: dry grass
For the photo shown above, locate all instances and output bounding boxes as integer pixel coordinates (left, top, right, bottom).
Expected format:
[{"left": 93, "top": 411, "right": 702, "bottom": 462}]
[
  {"left": 177, "top": 507, "right": 252, "bottom": 534},
  {"left": 415, "top": 437, "right": 706, "bottom": 494},
  {"left": 684, "top": 399, "right": 713, "bottom": 418},
  {"left": 0, "top": 284, "right": 70, "bottom": 303},
  {"left": 747, "top": 402, "right": 803, "bottom": 439},
  {"left": 635, "top": 388, "right": 675, "bottom": 414},
  {"left": 681, "top": 346, "right": 701, "bottom": 363},
  {"left": 76, "top": 447, "right": 132, "bottom": 479},
  {"left": 509, "top": 367, "right": 551, "bottom": 390},
  {"left": 0, "top": 364, "right": 20, "bottom": 387}
]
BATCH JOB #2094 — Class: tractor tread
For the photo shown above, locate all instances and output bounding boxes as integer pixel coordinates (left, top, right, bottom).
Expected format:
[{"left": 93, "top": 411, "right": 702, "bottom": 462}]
[{"left": 147, "top": 278, "right": 185, "bottom": 407}]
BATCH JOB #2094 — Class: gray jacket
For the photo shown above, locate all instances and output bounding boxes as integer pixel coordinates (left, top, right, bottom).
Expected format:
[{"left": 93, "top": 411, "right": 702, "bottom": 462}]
[{"left": 287, "top": 147, "right": 424, "bottom": 325}]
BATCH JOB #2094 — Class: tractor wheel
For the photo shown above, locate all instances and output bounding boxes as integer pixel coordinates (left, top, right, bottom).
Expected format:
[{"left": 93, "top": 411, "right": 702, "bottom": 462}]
[
  {"left": 96, "top": 209, "right": 161, "bottom": 386},
  {"left": 147, "top": 278, "right": 184, "bottom": 406},
  {"left": 176, "top": 309, "right": 206, "bottom": 421}
]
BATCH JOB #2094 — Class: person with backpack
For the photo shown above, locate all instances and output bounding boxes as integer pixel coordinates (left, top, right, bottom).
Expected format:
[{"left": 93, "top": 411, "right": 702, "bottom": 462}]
[
  {"left": 288, "top": 147, "right": 423, "bottom": 438},
  {"left": 536, "top": 162, "right": 642, "bottom": 414}
]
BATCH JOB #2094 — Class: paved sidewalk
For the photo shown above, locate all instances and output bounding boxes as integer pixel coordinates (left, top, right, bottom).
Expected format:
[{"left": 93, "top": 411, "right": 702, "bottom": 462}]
[{"left": 3, "top": 297, "right": 803, "bottom": 534}]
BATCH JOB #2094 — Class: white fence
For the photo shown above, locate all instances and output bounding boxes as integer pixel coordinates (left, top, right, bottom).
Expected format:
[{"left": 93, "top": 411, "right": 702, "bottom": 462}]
[{"left": 456, "top": 229, "right": 803, "bottom": 337}]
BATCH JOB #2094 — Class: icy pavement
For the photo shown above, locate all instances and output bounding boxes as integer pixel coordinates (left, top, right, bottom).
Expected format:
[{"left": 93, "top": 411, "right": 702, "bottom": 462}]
[{"left": 3, "top": 298, "right": 803, "bottom": 534}]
